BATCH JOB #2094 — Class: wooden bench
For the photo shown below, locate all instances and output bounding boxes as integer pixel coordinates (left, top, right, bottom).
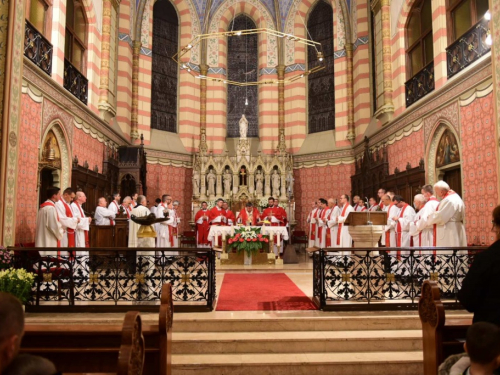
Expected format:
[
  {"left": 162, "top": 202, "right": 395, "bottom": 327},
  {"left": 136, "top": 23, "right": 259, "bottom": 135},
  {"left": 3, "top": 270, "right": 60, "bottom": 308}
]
[
  {"left": 21, "top": 283, "right": 173, "bottom": 375},
  {"left": 418, "top": 280, "right": 472, "bottom": 375}
]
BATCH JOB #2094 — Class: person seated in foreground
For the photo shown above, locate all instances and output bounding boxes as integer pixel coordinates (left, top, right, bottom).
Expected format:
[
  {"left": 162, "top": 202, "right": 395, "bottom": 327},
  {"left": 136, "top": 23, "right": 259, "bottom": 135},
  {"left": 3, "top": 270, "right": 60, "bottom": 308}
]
[
  {"left": 438, "top": 322, "right": 500, "bottom": 375},
  {"left": 0, "top": 292, "right": 25, "bottom": 373},
  {"left": 2, "top": 354, "right": 58, "bottom": 375}
]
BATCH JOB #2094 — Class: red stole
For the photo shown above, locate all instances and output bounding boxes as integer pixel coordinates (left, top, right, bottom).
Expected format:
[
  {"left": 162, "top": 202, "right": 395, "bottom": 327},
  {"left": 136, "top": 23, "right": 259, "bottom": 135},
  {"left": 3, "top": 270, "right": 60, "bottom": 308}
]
[
  {"left": 325, "top": 207, "right": 335, "bottom": 247},
  {"left": 353, "top": 204, "right": 359, "bottom": 211},
  {"left": 310, "top": 209, "right": 319, "bottom": 240},
  {"left": 317, "top": 208, "right": 328, "bottom": 243},
  {"left": 385, "top": 203, "right": 395, "bottom": 247},
  {"left": 126, "top": 206, "right": 132, "bottom": 218},
  {"left": 379, "top": 201, "right": 385, "bottom": 209},
  {"left": 416, "top": 202, "right": 426, "bottom": 249},
  {"left": 61, "top": 200, "right": 75, "bottom": 247},
  {"left": 40, "top": 201, "right": 61, "bottom": 248},
  {"left": 433, "top": 191, "right": 455, "bottom": 247},
  {"left": 75, "top": 203, "right": 89, "bottom": 248},
  {"left": 396, "top": 204, "right": 410, "bottom": 259},
  {"left": 337, "top": 205, "right": 349, "bottom": 246}
]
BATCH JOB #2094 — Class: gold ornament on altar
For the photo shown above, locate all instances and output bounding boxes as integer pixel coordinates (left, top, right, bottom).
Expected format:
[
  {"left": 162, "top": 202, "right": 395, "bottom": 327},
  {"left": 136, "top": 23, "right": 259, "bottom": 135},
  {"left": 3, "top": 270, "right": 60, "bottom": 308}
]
[
  {"left": 172, "top": 28, "right": 325, "bottom": 86},
  {"left": 131, "top": 213, "right": 169, "bottom": 238}
]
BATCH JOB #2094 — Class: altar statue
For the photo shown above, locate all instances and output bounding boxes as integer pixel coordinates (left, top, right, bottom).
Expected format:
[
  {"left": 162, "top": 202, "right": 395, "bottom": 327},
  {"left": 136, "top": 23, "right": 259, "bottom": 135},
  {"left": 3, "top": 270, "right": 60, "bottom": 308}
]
[
  {"left": 255, "top": 170, "right": 264, "bottom": 196},
  {"left": 207, "top": 168, "right": 216, "bottom": 196},
  {"left": 272, "top": 169, "right": 280, "bottom": 198},
  {"left": 239, "top": 114, "right": 248, "bottom": 139},
  {"left": 192, "top": 170, "right": 200, "bottom": 196},
  {"left": 223, "top": 169, "right": 232, "bottom": 197}
]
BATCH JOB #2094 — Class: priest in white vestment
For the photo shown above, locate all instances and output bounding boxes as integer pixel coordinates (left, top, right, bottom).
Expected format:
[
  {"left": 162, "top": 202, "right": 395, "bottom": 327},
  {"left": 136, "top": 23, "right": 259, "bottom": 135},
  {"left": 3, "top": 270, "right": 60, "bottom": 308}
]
[
  {"left": 306, "top": 201, "right": 319, "bottom": 248},
  {"left": 129, "top": 195, "right": 155, "bottom": 249},
  {"left": 55, "top": 188, "right": 79, "bottom": 249},
  {"left": 121, "top": 196, "right": 132, "bottom": 219},
  {"left": 393, "top": 195, "right": 416, "bottom": 253},
  {"left": 108, "top": 193, "right": 121, "bottom": 218},
  {"left": 315, "top": 199, "right": 329, "bottom": 248},
  {"left": 95, "top": 197, "right": 116, "bottom": 225},
  {"left": 71, "top": 192, "right": 91, "bottom": 251},
  {"left": 170, "top": 201, "right": 181, "bottom": 248},
  {"left": 326, "top": 198, "right": 341, "bottom": 249},
  {"left": 368, "top": 197, "right": 380, "bottom": 212},
  {"left": 336, "top": 194, "right": 354, "bottom": 252},
  {"left": 35, "top": 187, "right": 64, "bottom": 254},
  {"left": 427, "top": 181, "right": 467, "bottom": 248},
  {"left": 156, "top": 195, "right": 176, "bottom": 253},
  {"left": 382, "top": 195, "right": 400, "bottom": 249},
  {"left": 410, "top": 194, "right": 433, "bottom": 249}
]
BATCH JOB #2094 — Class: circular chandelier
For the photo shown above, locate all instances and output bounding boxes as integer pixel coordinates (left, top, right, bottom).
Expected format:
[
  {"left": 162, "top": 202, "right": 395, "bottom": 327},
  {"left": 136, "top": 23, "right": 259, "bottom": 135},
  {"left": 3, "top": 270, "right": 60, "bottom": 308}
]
[{"left": 171, "top": 28, "right": 325, "bottom": 86}]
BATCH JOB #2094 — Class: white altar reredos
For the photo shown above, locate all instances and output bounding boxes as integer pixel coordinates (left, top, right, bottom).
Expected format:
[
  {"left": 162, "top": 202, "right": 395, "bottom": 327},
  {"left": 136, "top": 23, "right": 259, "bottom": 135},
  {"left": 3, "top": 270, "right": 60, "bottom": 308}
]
[{"left": 191, "top": 125, "right": 295, "bottom": 223}]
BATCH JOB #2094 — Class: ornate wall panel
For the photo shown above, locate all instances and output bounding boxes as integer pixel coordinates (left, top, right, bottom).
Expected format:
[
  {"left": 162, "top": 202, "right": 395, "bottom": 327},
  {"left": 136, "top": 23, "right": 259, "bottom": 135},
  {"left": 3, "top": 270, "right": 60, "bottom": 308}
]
[
  {"left": 294, "top": 163, "right": 354, "bottom": 231},
  {"left": 151, "top": 0, "right": 178, "bottom": 133},
  {"left": 226, "top": 15, "right": 258, "bottom": 138},
  {"left": 72, "top": 127, "right": 105, "bottom": 172},
  {"left": 307, "top": 0, "right": 335, "bottom": 134},
  {"left": 386, "top": 128, "right": 424, "bottom": 174}
]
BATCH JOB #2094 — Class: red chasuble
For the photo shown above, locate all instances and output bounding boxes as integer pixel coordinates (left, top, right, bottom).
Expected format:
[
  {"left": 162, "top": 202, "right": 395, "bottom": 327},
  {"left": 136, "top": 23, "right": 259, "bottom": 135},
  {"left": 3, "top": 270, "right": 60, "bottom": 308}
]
[
  {"left": 261, "top": 207, "right": 284, "bottom": 226},
  {"left": 225, "top": 210, "right": 236, "bottom": 225},
  {"left": 238, "top": 207, "right": 260, "bottom": 226},
  {"left": 208, "top": 207, "right": 227, "bottom": 225},
  {"left": 195, "top": 209, "right": 210, "bottom": 245}
]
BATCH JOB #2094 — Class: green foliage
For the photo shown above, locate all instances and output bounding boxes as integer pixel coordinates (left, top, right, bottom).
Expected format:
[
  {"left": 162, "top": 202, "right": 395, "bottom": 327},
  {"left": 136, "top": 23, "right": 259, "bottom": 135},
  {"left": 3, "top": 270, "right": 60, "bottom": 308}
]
[
  {"left": 0, "top": 268, "right": 36, "bottom": 304},
  {"left": 227, "top": 226, "right": 269, "bottom": 257}
]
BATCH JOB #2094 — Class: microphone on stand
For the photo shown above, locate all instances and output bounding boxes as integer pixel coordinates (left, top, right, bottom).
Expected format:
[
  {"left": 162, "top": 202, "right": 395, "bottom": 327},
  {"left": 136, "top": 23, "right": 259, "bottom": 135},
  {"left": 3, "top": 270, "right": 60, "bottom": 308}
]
[{"left": 365, "top": 197, "right": 372, "bottom": 225}]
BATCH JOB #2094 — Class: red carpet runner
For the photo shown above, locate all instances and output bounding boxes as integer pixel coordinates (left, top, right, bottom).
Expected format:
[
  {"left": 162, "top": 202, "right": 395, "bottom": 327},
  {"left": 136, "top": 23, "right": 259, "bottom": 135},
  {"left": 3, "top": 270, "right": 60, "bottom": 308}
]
[{"left": 216, "top": 273, "right": 317, "bottom": 311}]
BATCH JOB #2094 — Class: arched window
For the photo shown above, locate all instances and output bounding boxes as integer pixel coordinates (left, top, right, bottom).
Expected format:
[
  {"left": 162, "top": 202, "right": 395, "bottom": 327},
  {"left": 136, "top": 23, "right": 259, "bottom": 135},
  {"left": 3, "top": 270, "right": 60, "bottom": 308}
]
[
  {"left": 151, "top": 0, "right": 178, "bottom": 133},
  {"left": 65, "top": 0, "right": 87, "bottom": 73},
  {"left": 25, "top": 0, "right": 50, "bottom": 36},
  {"left": 448, "top": 0, "right": 489, "bottom": 42},
  {"left": 405, "top": 0, "right": 433, "bottom": 79},
  {"left": 307, "top": 0, "right": 335, "bottom": 134},
  {"left": 226, "top": 15, "right": 258, "bottom": 138}
]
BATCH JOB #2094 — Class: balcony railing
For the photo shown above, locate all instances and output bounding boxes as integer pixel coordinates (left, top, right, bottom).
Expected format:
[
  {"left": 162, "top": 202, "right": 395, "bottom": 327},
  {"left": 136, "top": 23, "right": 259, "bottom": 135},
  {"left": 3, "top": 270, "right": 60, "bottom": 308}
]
[
  {"left": 446, "top": 17, "right": 491, "bottom": 79},
  {"left": 64, "top": 58, "right": 88, "bottom": 104},
  {"left": 405, "top": 61, "right": 434, "bottom": 107},
  {"left": 24, "top": 19, "right": 52, "bottom": 76}
]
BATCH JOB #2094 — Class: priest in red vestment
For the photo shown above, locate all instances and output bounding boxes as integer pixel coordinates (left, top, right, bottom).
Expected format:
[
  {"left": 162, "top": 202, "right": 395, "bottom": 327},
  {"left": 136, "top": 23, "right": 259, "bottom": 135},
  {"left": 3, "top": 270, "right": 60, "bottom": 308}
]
[
  {"left": 260, "top": 197, "right": 285, "bottom": 226},
  {"left": 209, "top": 198, "right": 227, "bottom": 225},
  {"left": 195, "top": 201, "right": 211, "bottom": 247},
  {"left": 273, "top": 199, "right": 288, "bottom": 226},
  {"left": 238, "top": 203, "right": 260, "bottom": 225},
  {"left": 222, "top": 201, "right": 236, "bottom": 226}
]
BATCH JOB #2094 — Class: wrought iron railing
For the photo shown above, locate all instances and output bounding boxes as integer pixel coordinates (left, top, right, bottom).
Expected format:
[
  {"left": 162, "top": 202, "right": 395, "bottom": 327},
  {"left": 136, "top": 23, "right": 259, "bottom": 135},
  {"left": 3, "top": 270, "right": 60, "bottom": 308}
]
[
  {"left": 446, "top": 17, "right": 491, "bottom": 79},
  {"left": 405, "top": 61, "right": 435, "bottom": 107},
  {"left": 10, "top": 247, "right": 216, "bottom": 312},
  {"left": 312, "top": 247, "right": 485, "bottom": 311},
  {"left": 63, "top": 58, "right": 88, "bottom": 104},
  {"left": 24, "top": 19, "right": 52, "bottom": 76}
]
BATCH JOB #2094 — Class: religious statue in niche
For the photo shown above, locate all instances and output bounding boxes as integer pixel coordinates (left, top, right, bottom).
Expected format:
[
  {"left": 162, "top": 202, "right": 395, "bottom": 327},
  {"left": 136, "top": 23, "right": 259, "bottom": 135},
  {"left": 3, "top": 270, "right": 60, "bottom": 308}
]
[
  {"left": 255, "top": 170, "right": 264, "bottom": 196},
  {"left": 239, "top": 166, "right": 247, "bottom": 186},
  {"left": 223, "top": 169, "right": 232, "bottom": 197},
  {"left": 272, "top": 169, "right": 280, "bottom": 198},
  {"left": 192, "top": 170, "right": 200, "bottom": 196},
  {"left": 436, "top": 130, "right": 460, "bottom": 168},
  {"left": 207, "top": 168, "right": 216, "bottom": 196},
  {"left": 239, "top": 114, "right": 248, "bottom": 139}
]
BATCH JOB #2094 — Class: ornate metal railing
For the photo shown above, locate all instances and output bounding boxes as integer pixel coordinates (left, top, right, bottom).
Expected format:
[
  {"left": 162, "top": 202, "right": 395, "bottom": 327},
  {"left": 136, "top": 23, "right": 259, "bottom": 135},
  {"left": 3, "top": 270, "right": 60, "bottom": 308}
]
[
  {"left": 446, "top": 17, "right": 491, "bottom": 79},
  {"left": 24, "top": 19, "right": 52, "bottom": 76},
  {"left": 312, "top": 247, "right": 485, "bottom": 311},
  {"left": 10, "top": 247, "right": 216, "bottom": 312},
  {"left": 405, "top": 61, "right": 435, "bottom": 107},
  {"left": 64, "top": 58, "right": 88, "bottom": 104}
]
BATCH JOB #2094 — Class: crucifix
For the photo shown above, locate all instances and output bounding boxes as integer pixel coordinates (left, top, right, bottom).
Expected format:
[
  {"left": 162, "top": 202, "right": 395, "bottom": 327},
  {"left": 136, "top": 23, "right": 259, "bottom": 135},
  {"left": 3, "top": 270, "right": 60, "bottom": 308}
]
[{"left": 239, "top": 166, "right": 247, "bottom": 186}]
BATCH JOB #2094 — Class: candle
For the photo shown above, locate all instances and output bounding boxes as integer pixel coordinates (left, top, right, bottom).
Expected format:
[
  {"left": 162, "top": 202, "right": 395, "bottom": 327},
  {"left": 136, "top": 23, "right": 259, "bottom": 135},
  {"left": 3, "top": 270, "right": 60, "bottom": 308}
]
[
  {"left": 293, "top": 202, "right": 295, "bottom": 211},
  {"left": 222, "top": 233, "right": 226, "bottom": 241},
  {"left": 277, "top": 233, "right": 281, "bottom": 247},
  {"left": 215, "top": 232, "right": 219, "bottom": 247},
  {"left": 230, "top": 225, "right": 234, "bottom": 237},
  {"left": 191, "top": 202, "right": 194, "bottom": 212}
]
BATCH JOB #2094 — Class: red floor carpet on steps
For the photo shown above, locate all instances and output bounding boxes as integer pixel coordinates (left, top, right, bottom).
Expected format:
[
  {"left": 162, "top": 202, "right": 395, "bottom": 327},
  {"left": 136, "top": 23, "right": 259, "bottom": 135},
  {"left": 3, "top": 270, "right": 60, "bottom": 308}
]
[{"left": 216, "top": 273, "right": 317, "bottom": 311}]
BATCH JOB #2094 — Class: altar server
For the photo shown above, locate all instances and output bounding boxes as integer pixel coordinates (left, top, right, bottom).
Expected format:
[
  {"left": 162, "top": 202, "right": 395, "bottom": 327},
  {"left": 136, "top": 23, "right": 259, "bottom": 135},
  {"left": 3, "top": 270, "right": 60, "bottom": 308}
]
[
  {"left": 95, "top": 197, "right": 116, "bottom": 226},
  {"left": 337, "top": 194, "right": 354, "bottom": 250},
  {"left": 55, "top": 188, "right": 79, "bottom": 248},
  {"left": 35, "top": 187, "right": 64, "bottom": 250},
  {"left": 195, "top": 201, "right": 211, "bottom": 247},
  {"left": 156, "top": 195, "right": 175, "bottom": 248},
  {"left": 108, "top": 193, "right": 121, "bottom": 216},
  {"left": 71, "top": 191, "right": 92, "bottom": 249},
  {"left": 238, "top": 202, "right": 260, "bottom": 226},
  {"left": 427, "top": 180, "right": 467, "bottom": 247},
  {"left": 393, "top": 195, "right": 416, "bottom": 252},
  {"left": 307, "top": 201, "right": 319, "bottom": 247}
]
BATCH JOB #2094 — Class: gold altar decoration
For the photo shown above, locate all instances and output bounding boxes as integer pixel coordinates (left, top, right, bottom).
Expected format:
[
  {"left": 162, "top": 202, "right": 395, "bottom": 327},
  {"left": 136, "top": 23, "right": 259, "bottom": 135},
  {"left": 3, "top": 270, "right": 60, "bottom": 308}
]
[{"left": 172, "top": 28, "right": 325, "bottom": 86}]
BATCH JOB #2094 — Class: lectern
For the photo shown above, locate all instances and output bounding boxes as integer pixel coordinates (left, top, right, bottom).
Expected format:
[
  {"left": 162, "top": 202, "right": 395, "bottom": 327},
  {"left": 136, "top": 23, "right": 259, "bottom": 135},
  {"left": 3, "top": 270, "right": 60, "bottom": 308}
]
[{"left": 344, "top": 211, "right": 387, "bottom": 250}]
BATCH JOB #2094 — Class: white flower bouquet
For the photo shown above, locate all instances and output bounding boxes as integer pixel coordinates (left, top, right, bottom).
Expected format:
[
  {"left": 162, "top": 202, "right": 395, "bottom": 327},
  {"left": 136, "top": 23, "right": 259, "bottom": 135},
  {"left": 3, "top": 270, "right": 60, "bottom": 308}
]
[{"left": 0, "top": 268, "right": 36, "bottom": 304}]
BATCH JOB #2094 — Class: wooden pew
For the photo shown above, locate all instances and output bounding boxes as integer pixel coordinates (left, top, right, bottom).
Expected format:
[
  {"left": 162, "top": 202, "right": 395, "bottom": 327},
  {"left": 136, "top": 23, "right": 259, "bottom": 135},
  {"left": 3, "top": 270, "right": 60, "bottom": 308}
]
[
  {"left": 21, "top": 283, "right": 173, "bottom": 375},
  {"left": 418, "top": 280, "right": 472, "bottom": 375}
]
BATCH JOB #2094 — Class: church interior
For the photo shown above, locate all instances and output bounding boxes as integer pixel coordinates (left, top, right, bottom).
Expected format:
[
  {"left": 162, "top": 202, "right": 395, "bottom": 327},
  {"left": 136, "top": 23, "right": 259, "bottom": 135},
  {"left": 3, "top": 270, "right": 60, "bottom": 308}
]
[{"left": 0, "top": 0, "right": 499, "bottom": 372}]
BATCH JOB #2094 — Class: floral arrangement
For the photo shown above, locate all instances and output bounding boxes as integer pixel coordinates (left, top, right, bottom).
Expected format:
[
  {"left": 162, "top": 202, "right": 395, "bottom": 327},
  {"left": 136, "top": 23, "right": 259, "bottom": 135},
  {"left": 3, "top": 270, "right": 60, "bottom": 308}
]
[
  {"left": 227, "top": 227, "right": 269, "bottom": 257},
  {"left": 0, "top": 268, "right": 36, "bottom": 304},
  {"left": 206, "top": 200, "right": 216, "bottom": 209},
  {"left": 258, "top": 197, "right": 287, "bottom": 210},
  {"left": 0, "top": 247, "right": 12, "bottom": 270}
]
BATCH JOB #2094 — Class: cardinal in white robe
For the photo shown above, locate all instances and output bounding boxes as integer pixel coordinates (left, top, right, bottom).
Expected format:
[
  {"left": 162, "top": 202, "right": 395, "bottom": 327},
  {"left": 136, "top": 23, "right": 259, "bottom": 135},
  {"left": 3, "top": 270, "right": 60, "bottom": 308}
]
[
  {"left": 35, "top": 187, "right": 64, "bottom": 253},
  {"left": 54, "top": 188, "right": 79, "bottom": 249},
  {"left": 129, "top": 195, "right": 155, "bottom": 249},
  {"left": 409, "top": 194, "right": 433, "bottom": 250},
  {"left": 95, "top": 197, "right": 116, "bottom": 225},
  {"left": 393, "top": 196, "right": 416, "bottom": 255},
  {"left": 427, "top": 181, "right": 467, "bottom": 248},
  {"left": 336, "top": 195, "right": 354, "bottom": 253},
  {"left": 71, "top": 192, "right": 91, "bottom": 251},
  {"left": 326, "top": 199, "right": 340, "bottom": 249}
]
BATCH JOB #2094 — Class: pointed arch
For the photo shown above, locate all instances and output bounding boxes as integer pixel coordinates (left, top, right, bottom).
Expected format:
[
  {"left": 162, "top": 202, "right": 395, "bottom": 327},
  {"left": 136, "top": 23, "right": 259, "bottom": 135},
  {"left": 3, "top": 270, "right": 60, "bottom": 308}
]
[{"left": 41, "top": 121, "right": 72, "bottom": 189}]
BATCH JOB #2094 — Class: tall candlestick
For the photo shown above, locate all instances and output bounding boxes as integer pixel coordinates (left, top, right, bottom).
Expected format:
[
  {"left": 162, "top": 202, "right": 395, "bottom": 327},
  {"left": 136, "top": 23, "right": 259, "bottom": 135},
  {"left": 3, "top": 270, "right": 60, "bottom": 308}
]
[
  {"left": 215, "top": 232, "right": 219, "bottom": 247},
  {"left": 277, "top": 233, "right": 281, "bottom": 247}
]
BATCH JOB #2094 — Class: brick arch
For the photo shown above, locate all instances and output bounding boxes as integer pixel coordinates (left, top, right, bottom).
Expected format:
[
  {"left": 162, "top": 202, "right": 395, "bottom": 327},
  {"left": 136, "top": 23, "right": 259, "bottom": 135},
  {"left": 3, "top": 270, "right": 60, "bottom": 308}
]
[{"left": 207, "top": 0, "right": 278, "bottom": 68}]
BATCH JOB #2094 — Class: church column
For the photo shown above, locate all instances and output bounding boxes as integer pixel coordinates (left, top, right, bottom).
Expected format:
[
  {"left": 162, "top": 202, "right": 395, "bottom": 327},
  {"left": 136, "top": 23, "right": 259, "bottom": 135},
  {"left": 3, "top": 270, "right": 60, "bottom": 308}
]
[
  {"left": 199, "top": 64, "right": 208, "bottom": 152},
  {"left": 345, "top": 43, "right": 356, "bottom": 144},
  {"left": 216, "top": 171, "right": 222, "bottom": 197},
  {"left": 280, "top": 173, "right": 287, "bottom": 201},
  {"left": 200, "top": 170, "right": 207, "bottom": 200},
  {"left": 248, "top": 172, "right": 255, "bottom": 196},
  {"left": 130, "top": 41, "right": 141, "bottom": 141},
  {"left": 264, "top": 172, "right": 271, "bottom": 196},
  {"left": 232, "top": 172, "right": 239, "bottom": 196},
  {"left": 277, "top": 65, "right": 286, "bottom": 152}
]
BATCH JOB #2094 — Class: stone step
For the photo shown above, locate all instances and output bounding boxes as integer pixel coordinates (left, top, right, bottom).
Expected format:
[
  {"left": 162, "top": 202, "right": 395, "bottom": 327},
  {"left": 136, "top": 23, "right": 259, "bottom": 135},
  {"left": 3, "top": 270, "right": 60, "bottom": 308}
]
[
  {"left": 171, "top": 351, "right": 423, "bottom": 375},
  {"left": 172, "top": 315, "right": 425, "bottom": 332},
  {"left": 172, "top": 329, "right": 422, "bottom": 354}
]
